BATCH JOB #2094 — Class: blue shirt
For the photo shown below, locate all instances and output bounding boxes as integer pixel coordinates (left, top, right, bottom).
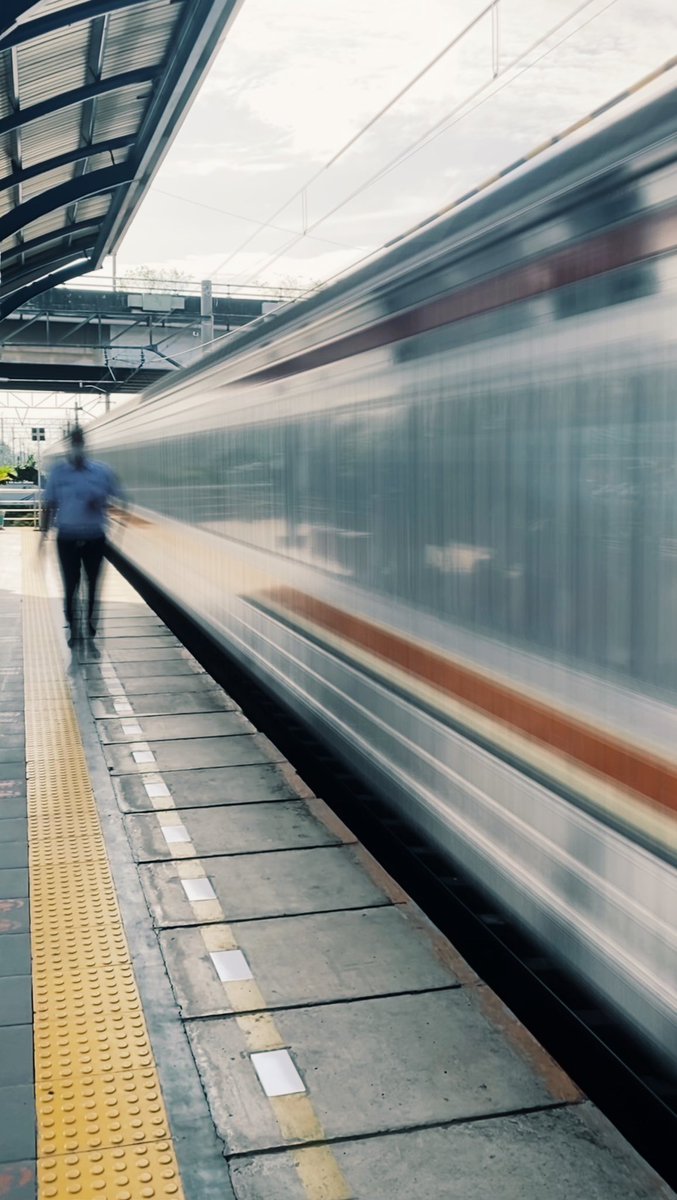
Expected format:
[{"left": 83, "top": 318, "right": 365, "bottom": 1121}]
[{"left": 44, "top": 458, "right": 122, "bottom": 539}]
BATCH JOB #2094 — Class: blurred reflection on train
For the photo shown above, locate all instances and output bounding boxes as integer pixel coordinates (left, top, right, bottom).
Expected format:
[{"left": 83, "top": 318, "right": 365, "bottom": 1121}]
[{"left": 86, "top": 87, "right": 677, "bottom": 1069}]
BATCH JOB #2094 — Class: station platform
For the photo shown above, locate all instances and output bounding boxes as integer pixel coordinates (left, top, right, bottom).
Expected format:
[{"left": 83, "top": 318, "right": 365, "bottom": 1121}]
[{"left": 0, "top": 527, "right": 673, "bottom": 1200}]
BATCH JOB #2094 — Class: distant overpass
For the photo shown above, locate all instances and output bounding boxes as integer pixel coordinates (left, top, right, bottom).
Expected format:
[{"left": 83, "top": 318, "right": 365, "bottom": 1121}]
[{"left": 0, "top": 277, "right": 302, "bottom": 395}]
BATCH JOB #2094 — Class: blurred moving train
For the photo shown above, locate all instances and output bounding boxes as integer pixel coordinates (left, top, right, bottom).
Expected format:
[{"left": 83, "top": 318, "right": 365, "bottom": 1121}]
[{"left": 85, "top": 88, "right": 677, "bottom": 1068}]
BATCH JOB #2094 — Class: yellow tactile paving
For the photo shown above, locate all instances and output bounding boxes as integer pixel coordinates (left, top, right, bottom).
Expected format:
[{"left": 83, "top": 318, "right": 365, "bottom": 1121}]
[
  {"left": 34, "top": 1010, "right": 155, "bottom": 1083},
  {"left": 38, "top": 1140, "right": 182, "bottom": 1199},
  {"left": 33, "top": 963, "right": 142, "bottom": 1020},
  {"left": 37, "top": 1069, "right": 170, "bottom": 1156},
  {"left": 22, "top": 535, "right": 186, "bottom": 1200}
]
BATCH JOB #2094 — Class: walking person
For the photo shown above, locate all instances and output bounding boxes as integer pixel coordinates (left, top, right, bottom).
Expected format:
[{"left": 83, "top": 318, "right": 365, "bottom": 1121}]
[{"left": 40, "top": 426, "right": 124, "bottom": 646}]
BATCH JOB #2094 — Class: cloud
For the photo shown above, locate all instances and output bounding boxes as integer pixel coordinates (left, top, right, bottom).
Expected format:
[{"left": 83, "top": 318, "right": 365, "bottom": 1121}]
[{"left": 118, "top": 0, "right": 677, "bottom": 287}]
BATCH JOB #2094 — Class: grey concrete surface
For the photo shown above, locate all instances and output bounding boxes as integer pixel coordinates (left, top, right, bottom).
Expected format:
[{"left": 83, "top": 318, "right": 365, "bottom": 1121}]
[
  {"left": 0, "top": 841, "right": 28, "bottom": 869},
  {"left": 125, "top": 801, "right": 340, "bottom": 861},
  {"left": 91, "top": 690, "right": 233, "bottom": 718},
  {"left": 114, "top": 763, "right": 301, "bottom": 812},
  {"left": 229, "top": 1105, "right": 675, "bottom": 1200},
  {"left": 0, "top": 932, "right": 30, "bottom": 974},
  {"left": 161, "top": 905, "right": 457, "bottom": 1017},
  {"left": 97, "top": 628, "right": 168, "bottom": 640},
  {"left": 87, "top": 635, "right": 179, "bottom": 651},
  {"left": 0, "top": 818, "right": 27, "bottom": 843},
  {"left": 98, "top": 711, "right": 246, "bottom": 743},
  {"left": 81, "top": 645, "right": 191, "bottom": 663},
  {"left": 0, "top": 1025, "right": 33, "bottom": 1087},
  {"left": 0, "top": 1086, "right": 36, "bottom": 1163},
  {"left": 104, "top": 732, "right": 279, "bottom": 774},
  {"left": 141, "top": 845, "right": 390, "bottom": 926},
  {"left": 86, "top": 672, "right": 215, "bottom": 696},
  {"left": 0, "top": 868, "right": 28, "bottom": 899},
  {"left": 84, "top": 659, "right": 202, "bottom": 679},
  {"left": 188, "top": 989, "right": 563, "bottom": 1153},
  {"left": 0, "top": 899, "right": 30, "bottom": 934},
  {"left": 0, "top": 976, "right": 32, "bottom": 1026}
]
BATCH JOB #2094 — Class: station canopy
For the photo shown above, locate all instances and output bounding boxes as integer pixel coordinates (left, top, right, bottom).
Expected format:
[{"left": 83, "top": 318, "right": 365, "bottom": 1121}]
[{"left": 0, "top": 0, "right": 241, "bottom": 319}]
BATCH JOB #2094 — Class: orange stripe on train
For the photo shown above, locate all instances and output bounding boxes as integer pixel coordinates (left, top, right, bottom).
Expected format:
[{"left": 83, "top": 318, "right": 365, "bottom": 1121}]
[{"left": 269, "top": 586, "right": 677, "bottom": 821}]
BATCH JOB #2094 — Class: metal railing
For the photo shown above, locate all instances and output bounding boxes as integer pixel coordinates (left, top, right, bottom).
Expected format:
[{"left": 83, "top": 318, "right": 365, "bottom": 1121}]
[
  {"left": 58, "top": 275, "right": 306, "bottom": 303},
  {"left": 0, "top": 503, "right": 40, "bottom": 529}
]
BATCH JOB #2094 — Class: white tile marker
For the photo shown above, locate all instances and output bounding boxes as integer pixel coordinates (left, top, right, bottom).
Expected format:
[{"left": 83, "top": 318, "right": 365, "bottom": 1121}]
[
  {"left": 251, "top": 1050, "right": 305, "bottom": 1097},
  {"left": 161, "top": 823, "right": 191, "bottom": 845},
  {"left": 210, "top": 949, "right": 253, "bottom": 982},
  {"left": 144, "top": 779, "right": 170, "bottom": 798},
  {"left": 181, "top": 878, "right": 216, "bottom": 903}
]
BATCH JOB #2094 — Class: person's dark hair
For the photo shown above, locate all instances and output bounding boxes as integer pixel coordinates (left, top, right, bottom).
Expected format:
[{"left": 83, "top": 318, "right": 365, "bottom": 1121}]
[{"left": 69, "top": 426, "right": 85, "bottom": 447}]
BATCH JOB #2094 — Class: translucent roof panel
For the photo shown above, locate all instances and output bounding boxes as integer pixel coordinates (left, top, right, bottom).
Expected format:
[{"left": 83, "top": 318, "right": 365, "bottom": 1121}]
[{"left": 0, "top": 0, "right": 242, "bottom": 316}]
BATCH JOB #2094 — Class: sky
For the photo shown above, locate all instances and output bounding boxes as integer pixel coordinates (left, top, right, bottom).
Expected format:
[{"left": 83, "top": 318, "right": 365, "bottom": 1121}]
[
  {"left": 1, "top": 0, "right": 676, "bottom": 449},
  {"left": 111, "top": 0, "right": 677, "bottom": 289}
]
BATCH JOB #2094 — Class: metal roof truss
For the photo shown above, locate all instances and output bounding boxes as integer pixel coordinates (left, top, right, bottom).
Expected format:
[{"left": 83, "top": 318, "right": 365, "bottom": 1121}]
[{"left": 0, "top": 0, "right": 243, "bottom": 320}]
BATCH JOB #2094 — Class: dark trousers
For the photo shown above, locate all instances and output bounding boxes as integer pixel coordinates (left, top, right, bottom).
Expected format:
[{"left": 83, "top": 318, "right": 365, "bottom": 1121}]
[{"left": 56, "top": 536, "right": 106, "bottom": 631}]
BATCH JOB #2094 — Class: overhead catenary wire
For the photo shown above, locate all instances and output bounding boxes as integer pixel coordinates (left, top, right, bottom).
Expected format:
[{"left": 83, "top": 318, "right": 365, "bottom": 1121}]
[
  {"left": 209, "top": 1, "right": 498, "bottom": 280},
  {"left": 235, "top": 0, "right": 621, "bottom": 284},
  {"left": 152, "top": 187, "right": 366, "bottom": 251},
  {"left": 170, "top": 43, "right": 677, "bottom": 367},
  {"left": 300, "top": 47, "right": 677, "bottom": 298}
]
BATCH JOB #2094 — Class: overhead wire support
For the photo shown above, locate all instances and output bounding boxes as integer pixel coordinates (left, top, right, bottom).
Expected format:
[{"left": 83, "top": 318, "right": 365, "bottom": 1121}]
[
  {"left": 235, "top": 0, "right": 622, "bottom": 285},
  {"left": 491, "top": 0, "right": 500, "bottom": 78}
]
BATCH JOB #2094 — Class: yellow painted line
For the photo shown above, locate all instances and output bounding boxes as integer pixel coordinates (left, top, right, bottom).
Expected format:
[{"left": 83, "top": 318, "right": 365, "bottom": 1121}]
[
  {"left": 196, "top": 927, "right": 352, "bottom": 1199},
  {"left": 291, "top": 1146, "right": 353, "bottom": 1200},
  {"left": 22, "top": 535, "right": 186, "bottom": 1200}
]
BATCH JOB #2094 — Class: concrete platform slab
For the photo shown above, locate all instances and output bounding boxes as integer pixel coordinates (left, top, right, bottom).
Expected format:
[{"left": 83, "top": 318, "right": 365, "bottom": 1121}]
[
  {"left": 91, "top": 690, "right": 233, "bottom": 719},
  {"left": 0, "top": 796, "right": 27, "bottom": 819},
  {"left": 98, "top": 615, "right": 164, "bottom": 625},
  {"left": 115, "top": 763, "right": 308, "bottom": 812},
  {"left": 161, "top": 906, "right": 456, "bottom": 1017},
  {"left": 0, "top": 776, "right": 26, "bottom": 800},
  {"left": 90, "top": 636, "right": 179, "bottom": 651},
  {"left": 0, "top": 976, "right": 32, "bottom": 1026},
  {"left": 0, "top": 841, "right": 28, "bottom": 869},
  {"left": 0, "top": 900, "right": 30, "bottom": 935},
  {"left": 104, "top": 732, "right": 277, "bottom": 775},
  {"left": 0, "top": 1025, "right": 33, "bottom": 1086},
  {"left": 0, "top": 1084, "right": 35, "bottom": 1163},
  {"left": 0, "top": 818, "right": 26, "bottom": 843},
  {"left": 98, "top": 628, "right": 167, "bottom": 641},
  {"left": 96, "top": 603, "right": 153, "bottom": 616},
  {"left": 141, "top": 845, "right": 389, "bottom": 926},
  {"left": 98, "top": 711, "right": 245, "bottom": 743},
  {"left": 0, "top": 764, "right": 25, "bottom": 782},
  {"left": 125, "top": 801, "right": 340, "bottom": 862},
  {"left": 0, "top": 748, "right": 24, "bottom": 763},
  {"left": 188, "top": 989, "right": 562, "bottom": 1153},
  {"left": 229, "top": 1104, "right": 669, "bottom": 1200},
  {"left": 80, "top": 645, "right": 190, "bottom": 664},
  {"left": 0, "top": 868, "right": 27, "bottom": 899},
  {"left": 96, "top": 619, "right": 164, "bottom": 628},
  {"left": 86, "top": 673, "right": 214, "bottom": 696},
  {"left": 0, "top": 1161, "right": 36, "bottom": 1200},
  {"left": 0, "top": 932, "right": 30, "bottom": 974},
  {"left": 84, "top": 659, "right": 202, "bottom": 680}
]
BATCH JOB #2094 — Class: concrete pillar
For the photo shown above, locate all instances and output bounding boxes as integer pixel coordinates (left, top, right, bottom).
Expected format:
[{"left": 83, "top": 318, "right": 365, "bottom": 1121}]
[{"left": 201, "top": 279, "right": 214, "bottom": 350}]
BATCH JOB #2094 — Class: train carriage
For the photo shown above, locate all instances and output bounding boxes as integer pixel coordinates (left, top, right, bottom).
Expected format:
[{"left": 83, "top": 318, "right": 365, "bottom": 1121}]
[{"left": 82, "top": 86, "right": 677, "bottom": 1069}]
